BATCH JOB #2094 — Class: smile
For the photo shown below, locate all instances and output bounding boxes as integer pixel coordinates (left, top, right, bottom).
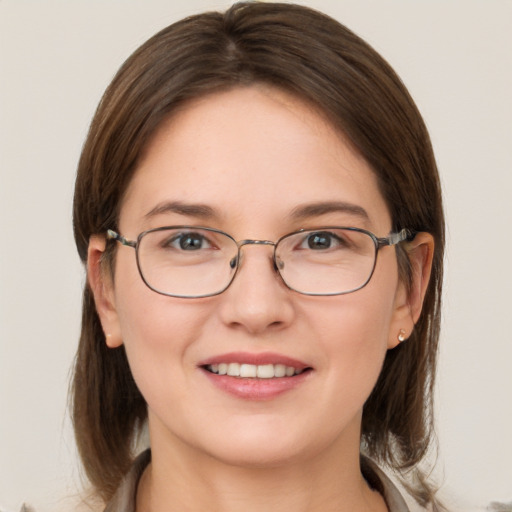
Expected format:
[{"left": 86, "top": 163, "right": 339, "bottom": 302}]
[
  {"left": 199, "top": 352, "right": 312, "bottom": 399},
  {"left": 205, "top": 363, "right": 305, "bottom": 378}
]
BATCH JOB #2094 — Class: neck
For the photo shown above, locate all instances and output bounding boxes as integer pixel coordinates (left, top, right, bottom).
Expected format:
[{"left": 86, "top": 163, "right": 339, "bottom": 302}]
[{"left": 136, "top": 424, "right": 387, "bottom": 512}]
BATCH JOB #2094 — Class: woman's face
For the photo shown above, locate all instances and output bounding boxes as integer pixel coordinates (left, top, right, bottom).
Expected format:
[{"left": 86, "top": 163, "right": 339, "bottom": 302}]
[{"left": 97, "top": 86, "right": 412, "bottom": 468}]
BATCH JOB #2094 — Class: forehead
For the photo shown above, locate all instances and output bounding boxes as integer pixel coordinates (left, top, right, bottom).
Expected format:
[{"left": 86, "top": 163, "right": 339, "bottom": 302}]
[{"left": 120, "top": 86, "right": 391, "bottom": 235}]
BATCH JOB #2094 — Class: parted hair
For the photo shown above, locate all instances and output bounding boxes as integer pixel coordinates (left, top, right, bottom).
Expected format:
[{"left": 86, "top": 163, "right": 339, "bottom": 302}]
[{"left": 72, "top": 1, "right": 445, "bottom": 507}]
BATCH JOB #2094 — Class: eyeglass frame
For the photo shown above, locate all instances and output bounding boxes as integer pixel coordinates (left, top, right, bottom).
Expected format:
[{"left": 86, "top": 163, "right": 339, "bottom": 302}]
[{"left": 106, "top": 226, "right": 414, "bottom": 298}]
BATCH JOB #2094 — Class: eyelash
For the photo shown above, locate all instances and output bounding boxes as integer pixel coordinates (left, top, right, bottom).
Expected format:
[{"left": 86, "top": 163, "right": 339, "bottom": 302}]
[{"left": 163, "top": 232, "right": 213, "bottom": 251}]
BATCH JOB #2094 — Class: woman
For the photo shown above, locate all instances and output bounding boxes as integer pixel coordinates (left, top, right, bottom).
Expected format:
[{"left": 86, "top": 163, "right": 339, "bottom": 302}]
[{"left": 72, "top": 2, "right": 444, "bottom": 511}]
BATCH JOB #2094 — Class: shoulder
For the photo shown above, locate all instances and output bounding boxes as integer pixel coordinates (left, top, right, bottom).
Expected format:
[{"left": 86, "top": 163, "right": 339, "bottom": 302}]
[
  {"left": 0, "top": 506, "right": 35, "bottom": 512},
  {"left": 104, "top": 449, "right": 151, "bottom": 512},
  {"left": 361, "top": 456, "right": 417, "bottom": 512},
  {"left": 0, "top": 496, "right": 104, "bottom": 512},
  {"left": 362, "top": 457, "right": 508, "bottom": 512}
]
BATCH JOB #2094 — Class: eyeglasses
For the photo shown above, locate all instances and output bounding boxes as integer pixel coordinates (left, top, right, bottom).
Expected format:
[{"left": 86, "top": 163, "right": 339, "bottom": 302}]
[{"left": 107, "top": 226, "right": 412, "bottom": 298}]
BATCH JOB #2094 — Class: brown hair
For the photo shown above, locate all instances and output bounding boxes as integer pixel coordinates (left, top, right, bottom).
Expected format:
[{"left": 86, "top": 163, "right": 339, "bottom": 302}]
[{"left": 72, "top": 1, "right": 444, "bottom": 506}]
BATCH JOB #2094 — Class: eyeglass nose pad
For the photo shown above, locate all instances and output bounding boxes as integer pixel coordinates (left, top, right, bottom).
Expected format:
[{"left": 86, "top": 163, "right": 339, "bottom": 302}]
[
  {"left": 229, "top": 255, "right": 238, "bottom": 269},
  {"left": 275, "top": 257, "right": 285, "bottom": 271}
]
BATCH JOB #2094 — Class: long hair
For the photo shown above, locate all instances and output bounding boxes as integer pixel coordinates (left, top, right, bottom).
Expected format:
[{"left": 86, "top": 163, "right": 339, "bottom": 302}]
[{"left": 72, "top": 2, "right": 444, "bottom": 505}]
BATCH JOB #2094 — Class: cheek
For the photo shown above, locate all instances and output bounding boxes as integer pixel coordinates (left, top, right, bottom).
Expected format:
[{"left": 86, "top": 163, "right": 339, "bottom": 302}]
[
  {"left": 114, "top": 293, "right": 218, "bottom": 432},
  {"left": 310, "top": 256, "right": 399, "bottom": 394},
  {"left": 311, "top": 296, "right": 391, "bottom": 387},
  {"left": 113, "top": 248, "right": 203, "bottom": 343},
  {"left": 112, "top": 255, "right": 208, "bottom": 398}
]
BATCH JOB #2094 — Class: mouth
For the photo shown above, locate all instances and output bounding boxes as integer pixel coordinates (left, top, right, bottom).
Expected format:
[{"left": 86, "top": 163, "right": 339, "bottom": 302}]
[
  {"left": 198, "top": 352, "right": 312, "bottom": 399},
  {"left": 204, "top": 363, "right": 308, "bottom": 379}
]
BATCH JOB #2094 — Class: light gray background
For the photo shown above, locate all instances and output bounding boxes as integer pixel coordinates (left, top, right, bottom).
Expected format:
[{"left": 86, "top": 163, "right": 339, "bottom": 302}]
[{"left": 1, "top": 1, "right": 511, "bottom": 511}]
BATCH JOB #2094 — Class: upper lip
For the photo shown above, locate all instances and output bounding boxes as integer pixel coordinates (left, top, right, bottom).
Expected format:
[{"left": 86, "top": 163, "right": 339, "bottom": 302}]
[{"left": 198, "top": 351, "right": 311, "bottom": 370}]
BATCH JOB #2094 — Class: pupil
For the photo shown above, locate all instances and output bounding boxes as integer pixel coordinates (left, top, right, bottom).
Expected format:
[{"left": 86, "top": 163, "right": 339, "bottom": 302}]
[
  {"left": 180, "top": 235, "right": 202, "bottom": 250},
  {"left": 308, "top": 233, "right": 330, "bottom": 249}
]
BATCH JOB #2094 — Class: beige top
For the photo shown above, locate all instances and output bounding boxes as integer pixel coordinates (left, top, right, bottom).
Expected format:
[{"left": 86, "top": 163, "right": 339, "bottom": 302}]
[{"left": 104, "top": 450, "right": 415, "bottom": 512}]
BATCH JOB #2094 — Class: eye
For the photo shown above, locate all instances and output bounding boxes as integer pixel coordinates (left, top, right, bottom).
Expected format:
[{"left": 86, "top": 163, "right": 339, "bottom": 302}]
[
  {"left": 301, "top": 231, "right": 346, "bottom": 250},
  {"left": 166, "top": 232, "right": 212, "bottom": 251}
]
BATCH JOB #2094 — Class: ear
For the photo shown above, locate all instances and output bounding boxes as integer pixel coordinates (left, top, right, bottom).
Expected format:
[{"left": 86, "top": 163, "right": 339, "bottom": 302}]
[
  {"left": 388, "top": 232, "right": 434, "bottom": 349},
  {"left": 87, "top": 235, "right": 123, "bottom": 348}
]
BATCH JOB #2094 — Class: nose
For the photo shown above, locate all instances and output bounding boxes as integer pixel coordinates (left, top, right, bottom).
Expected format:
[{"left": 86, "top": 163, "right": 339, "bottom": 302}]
[{"left": 217, "top": 243, "right": 295, "bottom": 336}]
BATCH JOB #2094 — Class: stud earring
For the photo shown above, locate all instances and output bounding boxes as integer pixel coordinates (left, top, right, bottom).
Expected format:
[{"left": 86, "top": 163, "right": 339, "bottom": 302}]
[{"left": 398, "top": 329, "right": 407, "bottom": 343}]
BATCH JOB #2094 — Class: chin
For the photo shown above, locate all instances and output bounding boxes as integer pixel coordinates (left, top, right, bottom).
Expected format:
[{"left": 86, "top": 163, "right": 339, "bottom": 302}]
[
  {"left": 207, "top": 441, "right": 307, "bottom": 469},
  {"left": 191, "top": 420, "right": 331, "bottom": 470}
]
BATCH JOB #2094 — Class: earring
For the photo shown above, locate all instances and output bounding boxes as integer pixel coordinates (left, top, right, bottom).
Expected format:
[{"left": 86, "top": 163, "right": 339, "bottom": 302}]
[{"left": 398, "top": 329, "right": 407, "bottom": 343}]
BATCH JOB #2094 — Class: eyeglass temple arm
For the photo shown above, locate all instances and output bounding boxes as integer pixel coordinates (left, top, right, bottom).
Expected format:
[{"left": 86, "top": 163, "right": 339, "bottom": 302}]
[
  {"left": 107, "top": 229, "right": 137, "bottom": 248},
  {"left": 377, "top": 228, "right": 415, "bottom": 247}
]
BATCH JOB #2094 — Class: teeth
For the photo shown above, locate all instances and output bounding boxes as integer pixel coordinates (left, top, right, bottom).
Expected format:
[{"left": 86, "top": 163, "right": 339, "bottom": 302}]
[
  {"left": 206, "top": 363, "right": 304, "bottom": 378},
  {"left": 227, "top": 363, "right": 240, "bottom": 377},
  {"left": 274, "top": 364, "right": 286, "bottom": 378},
  {"left": 256, "top": 364, "right": 274, "bottom": 379},
  {"left": 240, "top": 364, "right": 257, "bottom": 378}
]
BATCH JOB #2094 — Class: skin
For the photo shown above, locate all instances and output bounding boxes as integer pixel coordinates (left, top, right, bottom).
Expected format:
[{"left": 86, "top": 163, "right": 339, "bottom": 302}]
[{"left": 89, "top": 86, "right": 433, "bottom": 512}]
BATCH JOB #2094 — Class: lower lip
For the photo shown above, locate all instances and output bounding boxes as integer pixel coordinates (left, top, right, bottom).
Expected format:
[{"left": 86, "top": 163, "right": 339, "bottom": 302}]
[{"left": 200, "top": 368, "right": 312, "bottom": 400}]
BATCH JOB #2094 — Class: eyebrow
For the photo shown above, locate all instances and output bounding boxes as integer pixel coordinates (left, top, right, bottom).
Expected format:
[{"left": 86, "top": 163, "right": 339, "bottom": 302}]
[
  {"left": 145, "top": 199, "right": 369, "bottom": 225},
  {"left": 288, "top": 201, "right": 370, "bottom": 223},
  {"left": 144, "top": 201, "right": 218, "bottom": 220}
]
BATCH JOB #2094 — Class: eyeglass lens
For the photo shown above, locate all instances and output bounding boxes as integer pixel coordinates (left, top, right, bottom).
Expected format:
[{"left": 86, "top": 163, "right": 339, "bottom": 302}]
[{"left": 135, "top": 227, "right": 378, "bottom": 298}]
